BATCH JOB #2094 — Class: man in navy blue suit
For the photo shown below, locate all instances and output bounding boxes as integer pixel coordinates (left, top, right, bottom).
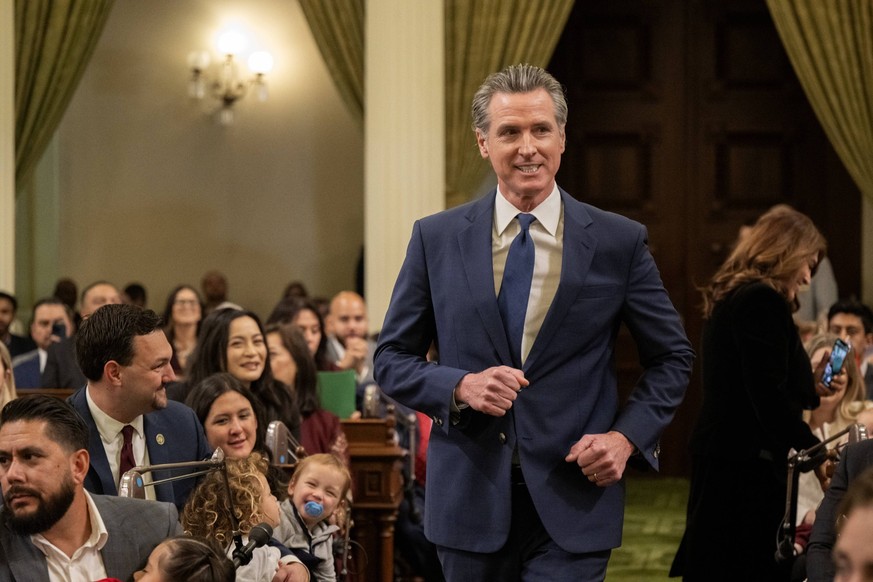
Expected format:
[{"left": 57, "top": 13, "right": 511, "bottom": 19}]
[
  {"left": 374, "top": 64, "right": 694, "bottom": 581},
  {"left": 69, "top": 303, "right": 212, "bottom": 510},
  {"left": 12, "top": 298, "right": 74, "bottom": 388}
]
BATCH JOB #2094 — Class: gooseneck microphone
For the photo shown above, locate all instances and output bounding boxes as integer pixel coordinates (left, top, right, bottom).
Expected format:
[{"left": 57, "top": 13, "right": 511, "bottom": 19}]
[{"left": 232, "top": 522, "right": 274, "bottom": 568}]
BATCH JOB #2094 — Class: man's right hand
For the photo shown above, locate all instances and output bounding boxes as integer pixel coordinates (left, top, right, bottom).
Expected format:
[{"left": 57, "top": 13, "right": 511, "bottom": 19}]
[
  {"left": 454, "top": 366, "right": 528, "bottom": 417},
  {"left": 338, "top": 336, "right": 368, "bottom": 372}
]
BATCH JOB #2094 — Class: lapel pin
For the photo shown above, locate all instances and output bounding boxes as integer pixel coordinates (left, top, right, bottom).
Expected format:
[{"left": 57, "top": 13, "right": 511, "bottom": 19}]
[{"left": 156, "top": 434, "right": 165, "bottom": 445}]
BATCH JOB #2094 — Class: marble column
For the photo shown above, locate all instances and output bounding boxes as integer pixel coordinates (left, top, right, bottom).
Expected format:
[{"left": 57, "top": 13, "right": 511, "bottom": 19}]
[{"left": 365, "top": 0, "right": 444, "bottom": 332}]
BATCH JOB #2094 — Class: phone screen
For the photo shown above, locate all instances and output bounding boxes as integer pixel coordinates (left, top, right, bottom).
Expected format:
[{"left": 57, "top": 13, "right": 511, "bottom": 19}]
[{"left": 823, "top": 339, "right": 850, "bottom": 387}]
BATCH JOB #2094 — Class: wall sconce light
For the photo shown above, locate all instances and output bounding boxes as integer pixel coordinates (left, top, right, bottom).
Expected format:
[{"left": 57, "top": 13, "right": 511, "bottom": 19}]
[{"left": 188, "top": 29, "right": 274, "bottom": 125}]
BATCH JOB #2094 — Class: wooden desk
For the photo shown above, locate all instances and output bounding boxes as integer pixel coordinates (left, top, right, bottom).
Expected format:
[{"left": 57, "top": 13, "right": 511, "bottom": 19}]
[
  {"left": 342, "top": 418, "right": 405, "bottom": 582},
  {"left": 16, "top": 387, "right": 75, "bottom": 400}
]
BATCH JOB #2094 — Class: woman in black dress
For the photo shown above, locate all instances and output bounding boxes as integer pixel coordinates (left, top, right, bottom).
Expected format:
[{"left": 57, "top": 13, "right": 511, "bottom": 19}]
[{"left": 672, "top": 205, "right": 838, "bottom": 581}]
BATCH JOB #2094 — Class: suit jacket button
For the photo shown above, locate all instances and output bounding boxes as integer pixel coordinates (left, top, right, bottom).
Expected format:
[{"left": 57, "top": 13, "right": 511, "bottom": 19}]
[
  {"left": 498, "top": 432, "right": 507, "bottom": 444},
  {"left": 434, "top": 417, "right": 443, "bottom": 427}
]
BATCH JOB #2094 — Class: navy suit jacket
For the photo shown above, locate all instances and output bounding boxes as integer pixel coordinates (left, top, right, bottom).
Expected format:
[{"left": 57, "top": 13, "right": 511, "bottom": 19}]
[
  {"left": 11, "top": 350, "right": 41, "bottom": 388},
  {"left": 807, "top": 438, "right": 873, "bottom": 581},
  {"left": 0, "top": 493, "right": 181, "bottom": 582},
  {"left": 69, "top": 387, "right": 213, "bottom": 511},
  {"left": 41, "top": 337, "right": 86, "bottom": 390},
  {"left": 374, "top": 189, "right": 694, "bottom": 554},
  {"left": 5, "top": 334, "right": 36, "bottom": 359}
]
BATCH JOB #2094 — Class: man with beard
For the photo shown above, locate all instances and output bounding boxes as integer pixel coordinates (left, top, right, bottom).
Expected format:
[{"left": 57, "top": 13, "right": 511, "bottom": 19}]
[
  {"left": 68, "top": 304, "right": 212, "bottom": 510},
  {"left": 0, "top": 395, "right": 180, "bottom": 581}
]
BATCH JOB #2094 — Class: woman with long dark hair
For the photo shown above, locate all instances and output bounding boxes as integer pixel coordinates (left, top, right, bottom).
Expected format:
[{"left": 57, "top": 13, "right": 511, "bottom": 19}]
[
  {"left": 267, "top": 298, "right": 337, "bottom": 371},
  {"left": 186, "top": 308, "right": 301, "bottom": 439},
  {"left": 265, "top": 322, "right": 348, "bottom": 463}
]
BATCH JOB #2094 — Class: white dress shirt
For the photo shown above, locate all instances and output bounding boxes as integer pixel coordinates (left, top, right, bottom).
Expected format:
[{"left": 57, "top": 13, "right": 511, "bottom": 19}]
[
  {"left": 85, "top": 386, "right": 155, "bottom": 500},
  {"left": 30, "top": 491, "right": 109, "bottom": 582},
  {"left": 493, "top": 184, "right": 564, "bottom": 365}
]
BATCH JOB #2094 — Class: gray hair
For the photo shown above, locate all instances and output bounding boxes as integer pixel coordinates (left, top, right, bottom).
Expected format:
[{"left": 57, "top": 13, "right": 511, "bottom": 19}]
[{"left": 471, "top": 64, "right": 568, "bottom": 134}]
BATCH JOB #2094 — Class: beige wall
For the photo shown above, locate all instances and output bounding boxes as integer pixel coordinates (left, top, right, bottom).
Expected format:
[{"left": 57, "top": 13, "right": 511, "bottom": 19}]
[{"left": 51, "top": 0, "right": 364, "bottom": 317}]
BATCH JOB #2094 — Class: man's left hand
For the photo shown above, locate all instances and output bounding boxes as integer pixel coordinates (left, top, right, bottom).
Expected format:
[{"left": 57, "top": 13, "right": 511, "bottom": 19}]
[{"left": 564, "top": 431, "right": 635, "bottom": 487}]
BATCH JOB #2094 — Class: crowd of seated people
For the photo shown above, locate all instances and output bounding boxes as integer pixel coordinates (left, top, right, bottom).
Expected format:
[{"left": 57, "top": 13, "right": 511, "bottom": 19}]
[
  {"left": 0, "top": 273, "right": 444, "bottom": 581},
  {"left": 9, "top": 264, "right": 873, "bottom": 581},
  {"left": 792, "top": 333, "right": 873, "bottom": 553},
  {"left": 776, "top": 297, "right": 873, "bottom": 580}
]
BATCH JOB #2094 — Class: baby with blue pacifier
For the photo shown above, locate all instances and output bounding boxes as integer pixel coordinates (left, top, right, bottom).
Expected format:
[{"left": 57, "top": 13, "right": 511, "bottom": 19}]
[{"left": 275, "top": 454, "right": 352, "bottom": 582}]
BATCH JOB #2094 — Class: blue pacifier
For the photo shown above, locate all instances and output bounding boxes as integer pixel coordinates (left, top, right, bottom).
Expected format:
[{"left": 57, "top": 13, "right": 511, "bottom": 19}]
[{"left": 304, "top": 501, "right": 324, "bottom": 518}]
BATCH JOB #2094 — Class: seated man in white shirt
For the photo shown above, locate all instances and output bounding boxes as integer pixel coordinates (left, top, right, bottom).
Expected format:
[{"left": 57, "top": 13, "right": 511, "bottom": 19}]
[
  {"left": 0, "top": 394, "right": 180, "bottom": 582},
  {"left": 12, "top": 298, "right": 75, "bottom": 388}
]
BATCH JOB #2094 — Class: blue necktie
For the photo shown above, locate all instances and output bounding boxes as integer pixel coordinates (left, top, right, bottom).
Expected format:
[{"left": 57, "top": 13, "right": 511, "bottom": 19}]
[{"left": 497, "top": 213, "right": 536, "bottom": 367}]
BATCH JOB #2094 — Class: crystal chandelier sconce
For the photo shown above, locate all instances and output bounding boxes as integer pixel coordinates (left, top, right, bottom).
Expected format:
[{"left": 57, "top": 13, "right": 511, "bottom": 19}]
[{"left": 188, "top": 30, "right": 274, "bottom": 125}]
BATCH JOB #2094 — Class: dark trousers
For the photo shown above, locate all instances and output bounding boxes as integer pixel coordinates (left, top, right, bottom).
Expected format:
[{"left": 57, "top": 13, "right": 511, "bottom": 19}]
[{"left": 436, "top": 469, "right": 611, "bottom": 582}]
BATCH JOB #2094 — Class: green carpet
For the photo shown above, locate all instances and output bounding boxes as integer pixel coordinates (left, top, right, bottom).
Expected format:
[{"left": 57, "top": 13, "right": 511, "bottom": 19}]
[{"left": 605, "top": 477, "right": 689, "bottom": 582}]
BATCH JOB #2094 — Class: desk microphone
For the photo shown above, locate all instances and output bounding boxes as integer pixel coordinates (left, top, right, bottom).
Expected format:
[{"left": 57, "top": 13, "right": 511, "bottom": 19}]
[{"left": 232, "top": 522, "right": 273, "bottom": 568}]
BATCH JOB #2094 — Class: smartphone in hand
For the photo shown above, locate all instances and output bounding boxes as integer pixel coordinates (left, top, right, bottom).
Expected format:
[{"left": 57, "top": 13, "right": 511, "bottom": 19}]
[
  {"left": 51, "top": 320, "right": 67, "bottom": 340},
  {"left": 822, "top": 338, "right": 850, "bottom": 388}
]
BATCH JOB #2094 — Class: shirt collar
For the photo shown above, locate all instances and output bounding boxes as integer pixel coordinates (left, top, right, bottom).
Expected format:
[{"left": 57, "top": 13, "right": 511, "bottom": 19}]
[
  {"left": 86, "top": 385, "right": 145, "bottom": 444},
  {"left": 494, "top": 184, "right": 561, "bottom": 237},
  {"left": 31, "top": 490, "right": 110, "bottom": 554}
]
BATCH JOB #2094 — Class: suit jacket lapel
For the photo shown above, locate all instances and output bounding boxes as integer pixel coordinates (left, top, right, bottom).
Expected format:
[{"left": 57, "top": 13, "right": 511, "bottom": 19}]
[
  {"left": 458, "top": 191, "right": 514, "bottom": 365},
  {"left": 94, "top": 496, "right": 137, "bottom": 578},
  {"left": 524, "top": 190, "right": 596, "bottom": 372},
  {"left": 143, "top": 414, "right": 174, "bottom": 503},
  {"left": 1, "top": 519, "right": 50, "bottom": 582}
]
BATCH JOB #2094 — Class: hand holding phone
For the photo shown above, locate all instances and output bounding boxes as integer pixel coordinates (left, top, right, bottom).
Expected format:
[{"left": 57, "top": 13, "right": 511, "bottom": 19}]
[
  {"left": 51, "top": 320, "right": 67, "bottom": 340},
  {"left": 821, "top": 338, "right": 850, "bottom": 388}
]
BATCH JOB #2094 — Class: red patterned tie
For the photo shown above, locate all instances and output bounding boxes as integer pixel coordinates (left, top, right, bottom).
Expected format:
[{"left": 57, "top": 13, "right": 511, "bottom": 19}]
[{"left": 119, "top": 425, "right": 136, "bottom": 483}]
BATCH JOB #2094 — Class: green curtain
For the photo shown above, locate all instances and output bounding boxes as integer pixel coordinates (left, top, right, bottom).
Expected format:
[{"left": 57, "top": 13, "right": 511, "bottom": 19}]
[
  {"left": 767, "top": 0, "right": 873, "bottom": 202},
  {"left": 444, "top": 0, "right": 575, "bottom": 206},
  {"left": 15, "top": 0, "right": 114, "bottom": 190},
  {"left": 298, "top": 0, "right": 365, "bottom": 128}
]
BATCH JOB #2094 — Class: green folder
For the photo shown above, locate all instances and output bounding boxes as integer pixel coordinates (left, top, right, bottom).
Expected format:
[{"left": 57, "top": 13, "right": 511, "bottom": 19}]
[{"left": 317, "top": 370, "right": 357, "bottom": 418}]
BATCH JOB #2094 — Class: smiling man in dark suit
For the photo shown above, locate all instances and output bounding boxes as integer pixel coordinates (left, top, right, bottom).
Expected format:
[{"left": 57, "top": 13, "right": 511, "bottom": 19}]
[
  {"left": 374, "top": 64, "right": 694, "bottom": 581},
  {"left": 69, "top": 303, "right": 212, "bottom": 510},
  {"left": 0, "top": 395, "right": 180, "bottom": 581}
]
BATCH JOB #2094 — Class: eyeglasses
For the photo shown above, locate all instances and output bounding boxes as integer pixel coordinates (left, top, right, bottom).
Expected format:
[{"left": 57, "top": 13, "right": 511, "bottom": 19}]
[{"left": 174, "top": 299, "right": 199, "bottom": 307}]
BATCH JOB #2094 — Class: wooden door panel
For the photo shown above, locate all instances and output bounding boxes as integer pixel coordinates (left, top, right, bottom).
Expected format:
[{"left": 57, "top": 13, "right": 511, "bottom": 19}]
[{"left": 549, "top": 0, "right": 861, "bottom": 476}]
